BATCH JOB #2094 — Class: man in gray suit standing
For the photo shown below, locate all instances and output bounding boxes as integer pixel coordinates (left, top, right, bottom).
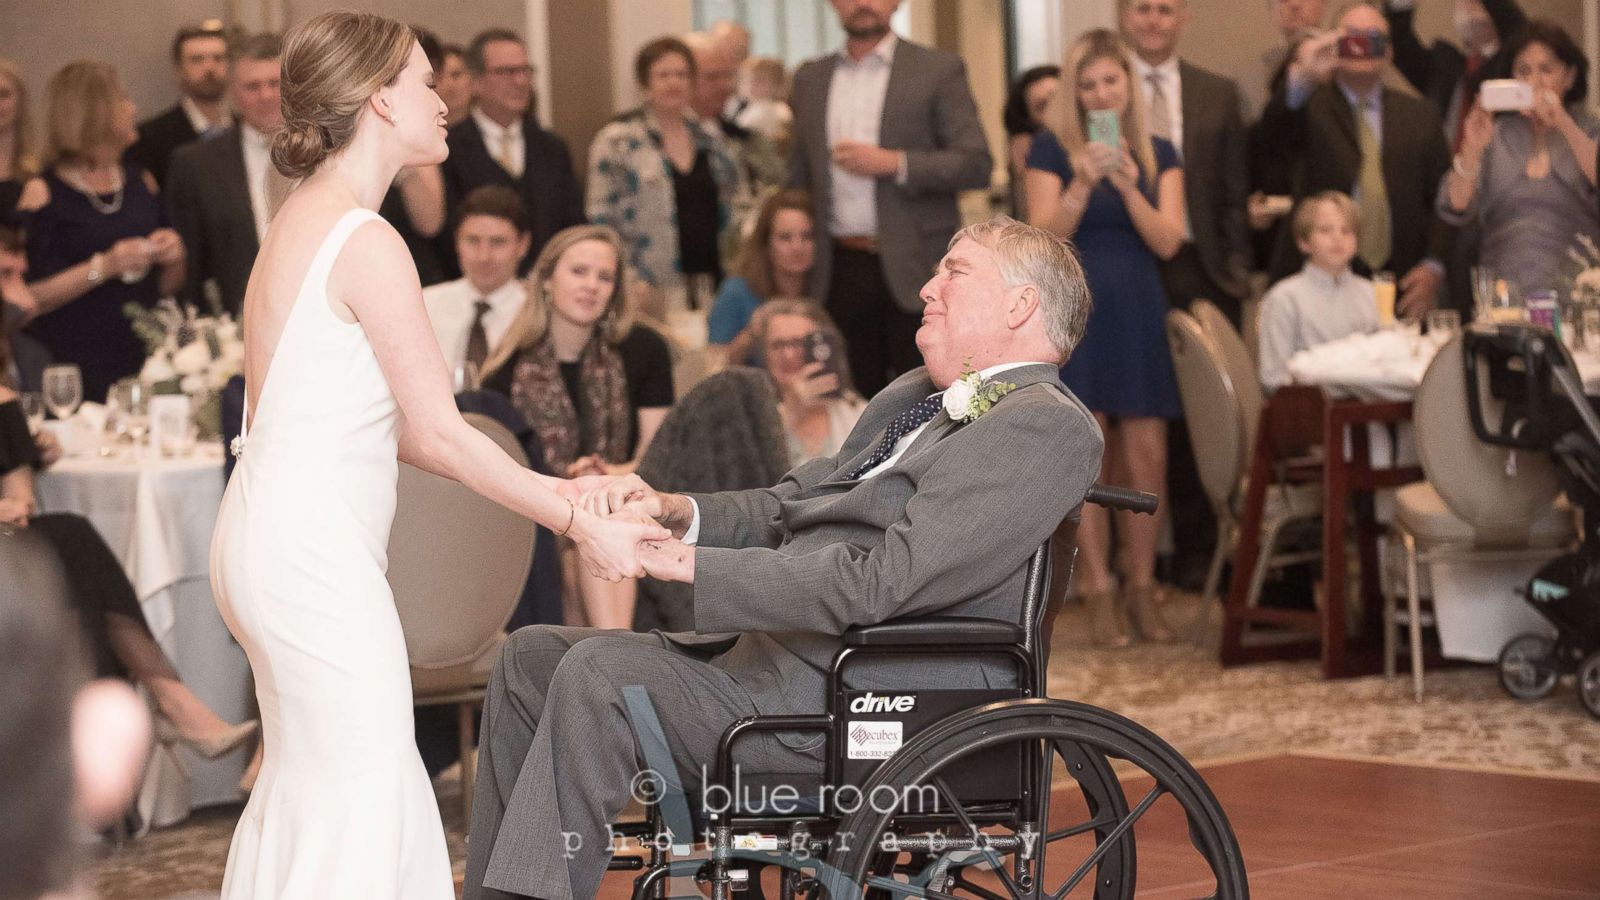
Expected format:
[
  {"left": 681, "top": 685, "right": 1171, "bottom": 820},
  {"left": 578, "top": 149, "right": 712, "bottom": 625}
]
[
  {"left": 463, "top": 217, "right": 1103, "bottom": 900},
  {"left": 789, "top": 0, "right": 993, "bottom": 397}
]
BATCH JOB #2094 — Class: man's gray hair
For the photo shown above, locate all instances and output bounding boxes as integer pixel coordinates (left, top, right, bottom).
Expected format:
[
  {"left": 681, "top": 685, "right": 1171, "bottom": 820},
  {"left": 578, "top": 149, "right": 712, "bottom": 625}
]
[{"left": 948, "top": 216, "right": 1092, "bottom": 361}]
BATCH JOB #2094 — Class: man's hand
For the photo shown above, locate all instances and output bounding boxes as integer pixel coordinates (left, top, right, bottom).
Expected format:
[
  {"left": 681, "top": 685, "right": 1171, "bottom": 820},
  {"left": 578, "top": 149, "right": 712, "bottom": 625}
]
[
  {"left": 147, "top": 228, "right": 185, "bottom": 267},
  {"left": 1398, "top": 263, "right": 1442, "bottom": 319},
  {"left": 639, "top": 539, "right": 695, "bottom": 584},
  {"left": 832, "top": 141, "right": 901, "bottom": 179},
  {"left": 1290, "top": 31, "right": 1340, "bottom": 85}
]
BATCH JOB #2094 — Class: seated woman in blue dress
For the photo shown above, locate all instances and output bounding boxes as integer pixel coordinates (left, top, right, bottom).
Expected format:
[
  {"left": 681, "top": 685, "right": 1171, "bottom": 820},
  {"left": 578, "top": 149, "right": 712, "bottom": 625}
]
[
  {"left": 1025, "top": 28, "right": 1186, "bottom": 649},
  {"left": 707, "top": 188, "right": 815, "bottom": 367}
]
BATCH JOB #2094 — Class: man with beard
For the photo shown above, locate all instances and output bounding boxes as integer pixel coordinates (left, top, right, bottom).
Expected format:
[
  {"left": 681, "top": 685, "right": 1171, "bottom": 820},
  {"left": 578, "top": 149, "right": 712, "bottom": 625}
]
[
  {"left": 128, "top": 23, "right": 232, "bottom": 189},
  {"left": 788, "top": 0, "right": 991, "bottom": 398}
]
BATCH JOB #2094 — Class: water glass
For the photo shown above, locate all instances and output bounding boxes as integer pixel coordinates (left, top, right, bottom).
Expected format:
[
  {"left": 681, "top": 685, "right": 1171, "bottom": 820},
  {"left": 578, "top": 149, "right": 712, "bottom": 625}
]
[
  {"left": 18, "top": 392, "right": 44, "bottom": 435},
  {"left": 1425, "top": 309, "right": 1460, "bottom": 349},
  {"left": 110, "top": 379, "right": 149, "bottom": 448},
  {"left": 151, "top": 394, "right": 195, "bottom": 456},
  {"left": 41, "top": 364, "right": 83, "bottom": 420}
]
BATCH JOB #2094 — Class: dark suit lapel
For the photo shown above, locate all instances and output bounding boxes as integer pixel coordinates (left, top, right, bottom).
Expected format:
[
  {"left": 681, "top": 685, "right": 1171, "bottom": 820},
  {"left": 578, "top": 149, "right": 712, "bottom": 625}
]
[
  {"left": 1178, "top": 61, "right": 1202, "bottom": 164},
  {"left": 220, "top": 130, "right": 255, "bottom": 233},
  {"left": 1320, "top": 84, "right": 1359, "bottom": 153},
  {"left": 878, "top": 40, "right": 915, "bottom": 147}
]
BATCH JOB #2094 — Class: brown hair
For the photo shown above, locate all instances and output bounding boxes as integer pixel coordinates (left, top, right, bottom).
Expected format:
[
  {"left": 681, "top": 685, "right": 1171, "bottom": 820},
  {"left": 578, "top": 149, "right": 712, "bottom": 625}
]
[
  {"left": 170, "top": 22, "right": 229, "bottom": 64},
  {"left": 456, "top": 184, "right": 529, "bottom": 235},
  {"left": 1292, "top": 190, "right": 1359, "bottom": 243},
  {"left": 41, "top": 61, "right": 125, "bottom": 168},
  {"left": 0, "top": 59, "right": 39, "bottom": 180},
  {"left": 272, "top": 11, "right": 415, "bottom": 179},
  {"left": 481, "top": 225, "right": 634, "bottom": 379},
  {"left": 466, "top": 28, "right": 524, "bottom": 75},
  {"left": 1045, "top": 29, "right": 1156, "bottom": 183},
  {"left": 747, "top": 298, "right": 859, "bottom": 400},
  {"left": 732, "top": 188, "right": 813, "bottom": 302},
  {"left": 634, "top": 37, "right": 696, "bottom": 87}
]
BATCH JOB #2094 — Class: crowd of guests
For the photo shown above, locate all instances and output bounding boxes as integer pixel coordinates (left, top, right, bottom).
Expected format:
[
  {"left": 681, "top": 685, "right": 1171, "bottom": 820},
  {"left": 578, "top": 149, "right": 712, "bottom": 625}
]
[{"left": 2, "top": 0, "right": 1599, "bottom": 657}]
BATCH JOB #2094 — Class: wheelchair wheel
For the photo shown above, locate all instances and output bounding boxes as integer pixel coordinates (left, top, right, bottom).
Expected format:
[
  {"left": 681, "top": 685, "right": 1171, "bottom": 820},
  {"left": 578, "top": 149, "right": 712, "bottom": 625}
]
[
  {"left": 819, "top": 699, "right": 1247, "bottom": 900},
  {"left": 1498, "top": 634, "right": 1559, "bottom": 701},
  {"left": 1577, "top": 653, "right": 1600, "bottom": 719}
]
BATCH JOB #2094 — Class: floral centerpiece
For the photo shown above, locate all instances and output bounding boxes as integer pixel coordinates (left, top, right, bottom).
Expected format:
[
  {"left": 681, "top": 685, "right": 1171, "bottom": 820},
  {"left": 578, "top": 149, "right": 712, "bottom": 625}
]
[{"left": 125, "top": 297, "right": 243, "bottom": 438}]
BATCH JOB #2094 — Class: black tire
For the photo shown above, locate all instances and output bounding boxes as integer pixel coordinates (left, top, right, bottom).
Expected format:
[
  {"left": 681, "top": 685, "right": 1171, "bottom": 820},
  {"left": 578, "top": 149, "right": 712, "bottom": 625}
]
[
  {"left": 1498, "top": 633, "right": 1559, "bottom": 701},
  {"left": 819, "top": 699, "right": 1247, "bottom": 900},
  {"left": 1577, "top": 653, "right": 1600, "bottom": 719}
]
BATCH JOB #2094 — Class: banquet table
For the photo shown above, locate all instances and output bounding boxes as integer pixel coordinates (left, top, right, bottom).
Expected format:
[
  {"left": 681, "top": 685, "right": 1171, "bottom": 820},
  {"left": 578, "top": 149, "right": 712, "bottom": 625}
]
[
  {"left": 1276, "top": 331, "right": 1598, "bottom": 673},
  {"left": 34, "top": 439, "right": 252, "bottom": 828}
]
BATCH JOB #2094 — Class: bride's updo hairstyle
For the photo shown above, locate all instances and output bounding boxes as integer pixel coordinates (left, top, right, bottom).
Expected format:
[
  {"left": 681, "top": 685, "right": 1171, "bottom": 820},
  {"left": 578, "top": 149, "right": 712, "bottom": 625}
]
[{"left": 271, "top": 11, "right": 415, "bottom": 179}]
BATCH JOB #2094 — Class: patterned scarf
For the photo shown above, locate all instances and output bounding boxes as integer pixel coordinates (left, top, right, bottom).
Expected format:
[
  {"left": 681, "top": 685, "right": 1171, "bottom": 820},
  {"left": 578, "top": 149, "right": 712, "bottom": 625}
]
[{"left": 506, "top": 335, "right": 632, "bottom": 473}]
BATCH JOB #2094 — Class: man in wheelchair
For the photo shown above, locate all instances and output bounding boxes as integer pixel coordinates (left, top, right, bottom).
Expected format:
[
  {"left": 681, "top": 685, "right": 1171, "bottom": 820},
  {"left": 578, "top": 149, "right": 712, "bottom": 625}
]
[{"left": 464, "top": 217, "right": 1104, "bottom": 900}]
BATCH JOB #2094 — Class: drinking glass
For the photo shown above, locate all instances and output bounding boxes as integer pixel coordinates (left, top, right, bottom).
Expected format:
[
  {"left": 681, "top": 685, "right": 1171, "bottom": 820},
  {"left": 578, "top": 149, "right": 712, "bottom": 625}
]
[
  {"left": 120, "top": 381, "right": 150, "bottom": 448},
  {"left": 18, "top": 392, "right": 44, "bottom": 435},
  {"left": 41, "top": 364, "right": 83, "bottom": 420},
  {"left": 1425, "top": 309, "right": 1460, "bottom": 349},
  {"left": 1483, "top": 277, "right": 1524, "bottom": 324},
  {"left": 1372, "top": 271, "right": 1397, "bottom": 327}
]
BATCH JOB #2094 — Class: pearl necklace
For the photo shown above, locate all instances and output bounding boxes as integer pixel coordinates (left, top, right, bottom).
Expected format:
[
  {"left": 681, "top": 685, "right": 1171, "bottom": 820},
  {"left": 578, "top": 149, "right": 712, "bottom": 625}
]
[{"left": 61, "top": 165, "right": 125, "bottom": 215}]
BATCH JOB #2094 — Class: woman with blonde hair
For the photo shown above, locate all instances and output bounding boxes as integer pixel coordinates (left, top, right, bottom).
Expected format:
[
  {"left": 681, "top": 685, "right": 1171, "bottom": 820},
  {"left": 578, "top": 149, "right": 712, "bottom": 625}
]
[
  {"left": 207, "top": 12, "right": 665, "bottom": 896},
  {"left": 0, "top": 58, "right": 39, "bottom": 220},
  {"left": 15, "top": 61, "right": 186, "bottom": 403},
  {"left": 482, "top": 223, "right": 674, "bottom": 628},
  {"left": 1025, "top": 28, "right": 1186, "bottom": 648}
]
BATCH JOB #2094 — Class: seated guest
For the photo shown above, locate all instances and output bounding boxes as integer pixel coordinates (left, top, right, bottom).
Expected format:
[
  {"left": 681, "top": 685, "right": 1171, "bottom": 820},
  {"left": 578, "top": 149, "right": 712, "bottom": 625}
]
[
  {"left": 707, "top": 188, "right": 814, "bottom": 366},
  {"left": 423, "top": 185, "right": 532, "bottom": 381},
  {"left": 1440, "top": 20, "right": 1598, "bottom": 298},
  {"left": 1258, "top": 191, "right": 1379, "bottom": 391},
  {"left": 164, "top": 32, "right": 282, "bottom": 316},
  {"left": 0, "top": 58, "right": 40, "bottom": 222},
  {"left": 127, "top": 23, "right": 231, "bottom": 190},
  {"left": 749, "top": 299, "right": 866, "bottom": 465},
  {"left": 0, "top": 225, "right": 49, "bottom": 391},
  {"left": 17, "top": 61, "right": 185, "bottom": 404},
  {"left": 463, "top": 216, "right": 1100, "bottom": 900},
  {"left": 480, "top": 224, "right": 673, "bottom": 628}
]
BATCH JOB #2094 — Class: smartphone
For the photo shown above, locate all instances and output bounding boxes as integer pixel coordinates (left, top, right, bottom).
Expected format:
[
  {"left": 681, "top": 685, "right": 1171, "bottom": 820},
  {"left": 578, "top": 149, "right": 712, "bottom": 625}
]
[
  {"left": 804, "top": 330, "right": 844, "bottom": 399},
  {"left": 1336, "top": 30, "right": 1389, "bottom": 59},
  {"left": 1087, "top": 109, "right": 1121, "bottom": 156},
  {"left": 1479, "top": 78, "right": 1534, "bottom": 113}
]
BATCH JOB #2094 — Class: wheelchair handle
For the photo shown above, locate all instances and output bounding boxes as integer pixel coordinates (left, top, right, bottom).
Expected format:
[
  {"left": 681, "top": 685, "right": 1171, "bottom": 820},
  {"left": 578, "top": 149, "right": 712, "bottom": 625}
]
[{"left": 1084, "top": 484, "right": 1159, "bottom": 515}]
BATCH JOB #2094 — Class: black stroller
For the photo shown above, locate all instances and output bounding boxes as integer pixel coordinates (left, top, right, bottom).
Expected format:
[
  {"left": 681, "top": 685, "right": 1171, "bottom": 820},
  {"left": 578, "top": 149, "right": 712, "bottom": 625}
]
[{"left": 1463, "top": 324, "right": 1600, "bottom": 717}]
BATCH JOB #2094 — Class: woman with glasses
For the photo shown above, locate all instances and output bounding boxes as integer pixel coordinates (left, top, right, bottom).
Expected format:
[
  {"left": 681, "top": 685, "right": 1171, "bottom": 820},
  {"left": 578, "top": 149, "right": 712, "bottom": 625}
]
[{"left": 749, "top": 299, "right": 865, "bottom": 466}]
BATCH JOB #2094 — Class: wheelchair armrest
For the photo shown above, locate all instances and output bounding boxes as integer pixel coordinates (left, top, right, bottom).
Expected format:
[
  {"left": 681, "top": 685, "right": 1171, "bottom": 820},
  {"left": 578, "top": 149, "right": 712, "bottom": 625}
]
[{"left": 843, "top": 616, "right": 1025, "bottom": 648}]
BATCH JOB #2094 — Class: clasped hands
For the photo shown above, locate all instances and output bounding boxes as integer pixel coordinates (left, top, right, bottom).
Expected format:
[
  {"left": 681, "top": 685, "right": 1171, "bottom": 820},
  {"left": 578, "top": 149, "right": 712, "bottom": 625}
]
[{"left": 554, "top": 473, "right": 695, "bottom": 585}]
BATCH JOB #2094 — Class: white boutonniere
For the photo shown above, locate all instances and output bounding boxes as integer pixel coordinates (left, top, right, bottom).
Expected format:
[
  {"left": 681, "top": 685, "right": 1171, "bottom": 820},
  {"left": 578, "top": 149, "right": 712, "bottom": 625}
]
[{"left": 943, "top": 366, "right": 1017, "bottom": 423}]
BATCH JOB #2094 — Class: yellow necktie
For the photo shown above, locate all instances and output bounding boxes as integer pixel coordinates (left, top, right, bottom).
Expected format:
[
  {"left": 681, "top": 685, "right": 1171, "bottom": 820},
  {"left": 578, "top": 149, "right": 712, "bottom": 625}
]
[
  {"left": 1355, "top": 104, "right": 1391, "bottom": 271},
  {"left": 496, "top": 131, "right": 519, "bottom": 177}
]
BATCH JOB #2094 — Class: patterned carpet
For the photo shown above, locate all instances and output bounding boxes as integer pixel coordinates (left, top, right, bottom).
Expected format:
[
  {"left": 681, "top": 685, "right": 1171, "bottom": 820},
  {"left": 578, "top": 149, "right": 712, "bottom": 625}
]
[{"left": 90, "top": 593, "right": 1600, "bottom": 898}]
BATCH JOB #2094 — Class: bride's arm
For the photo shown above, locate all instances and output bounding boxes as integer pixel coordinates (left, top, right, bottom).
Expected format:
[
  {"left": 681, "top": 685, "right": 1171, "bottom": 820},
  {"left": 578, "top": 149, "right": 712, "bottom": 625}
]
[{"left": 332, "top": 221, "right": 665, "bottom": 576}]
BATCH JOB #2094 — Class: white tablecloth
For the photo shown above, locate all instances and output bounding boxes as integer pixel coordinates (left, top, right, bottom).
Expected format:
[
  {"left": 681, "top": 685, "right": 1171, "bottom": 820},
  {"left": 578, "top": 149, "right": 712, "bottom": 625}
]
[
  {"left": 1288, "top": 330, "right": 1600, "bottom": 401},
  {"left": 35, "top": 443, "right": 252, "bottom": 825}
]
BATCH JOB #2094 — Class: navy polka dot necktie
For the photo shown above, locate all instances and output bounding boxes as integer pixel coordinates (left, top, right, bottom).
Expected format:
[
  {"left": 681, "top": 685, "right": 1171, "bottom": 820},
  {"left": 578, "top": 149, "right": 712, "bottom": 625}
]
[{"left": 849, "top": 394, "right": 944, "bottom": 480}]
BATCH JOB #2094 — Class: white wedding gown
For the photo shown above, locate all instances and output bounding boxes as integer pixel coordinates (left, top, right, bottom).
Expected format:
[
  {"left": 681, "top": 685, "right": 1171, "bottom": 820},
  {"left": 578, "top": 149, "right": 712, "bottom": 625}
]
[{"left": 210, "top": 208, "right": 454, "bottom": 898}]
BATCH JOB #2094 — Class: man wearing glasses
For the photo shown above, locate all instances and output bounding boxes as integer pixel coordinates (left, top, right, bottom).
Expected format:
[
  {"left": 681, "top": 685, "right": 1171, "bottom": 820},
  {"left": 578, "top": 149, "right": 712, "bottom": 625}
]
[{"left": 442, "top": 28, "right": 584, "bottom": 278}]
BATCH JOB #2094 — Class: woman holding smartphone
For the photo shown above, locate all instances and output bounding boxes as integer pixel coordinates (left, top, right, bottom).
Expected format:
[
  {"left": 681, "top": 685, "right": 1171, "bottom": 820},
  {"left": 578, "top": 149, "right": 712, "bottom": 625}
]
[
  {"left": 748, "top": 299, "right": 865, "bottom": 465},
  {"left": 1025, "top": 28, "right": 1185, "bottom": 649}
]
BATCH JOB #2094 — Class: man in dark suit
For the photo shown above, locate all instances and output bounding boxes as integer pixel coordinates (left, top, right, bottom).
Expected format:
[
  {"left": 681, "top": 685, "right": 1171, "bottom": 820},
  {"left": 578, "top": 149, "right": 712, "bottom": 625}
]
[
  {"left": 464, "top": 217, "right": 1101, "bottom": 900},
  {"left": 127, "top": 24, "right": 232, "bottom": 189},
  {"left": 164, "top": 34, "right": 281, "bottom": 317},
  {"left": 440, "top": 28, "right": 583, "bottom": 279},
  {"left": 1257, "top": 1, "right": 1452, "bottom": 317},
  {"left": 1386, "top": 0, "right": 1526, "bottom": 149},
  {"left": 788, "top": 0, "right": 992, "bottom": 397}
]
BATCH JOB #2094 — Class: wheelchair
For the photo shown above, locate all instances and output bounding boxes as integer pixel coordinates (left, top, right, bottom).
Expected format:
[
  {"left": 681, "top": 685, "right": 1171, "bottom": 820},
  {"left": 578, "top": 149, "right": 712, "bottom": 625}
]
[{"left": 606, "top": 484, "right": 1248, "bottom": 899}]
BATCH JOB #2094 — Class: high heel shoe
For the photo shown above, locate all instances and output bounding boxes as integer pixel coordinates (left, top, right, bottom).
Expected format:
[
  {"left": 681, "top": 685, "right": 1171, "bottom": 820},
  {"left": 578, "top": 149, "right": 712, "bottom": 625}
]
[
  {"left": 1125, "top": 583, "right": 1175, "bottom": 643},
  {"left": 156, "top": 718, "right": 260, "bottom": 759},
  {"left": 1086, "top": 589, "right": 1133, "bottom": 649}
]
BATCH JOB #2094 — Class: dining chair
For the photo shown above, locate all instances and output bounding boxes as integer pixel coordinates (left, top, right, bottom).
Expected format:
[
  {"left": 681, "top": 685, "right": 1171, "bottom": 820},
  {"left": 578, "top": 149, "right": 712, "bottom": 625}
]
[
  {"left": 1167, "top": 310, "right": 1322, "bottom": 645},
  {"left": 1387, "top": 336, "right": 1575, "bottom": 700},
  {"left": 389, "top": 413, "right": 537, "bottom": 819}
]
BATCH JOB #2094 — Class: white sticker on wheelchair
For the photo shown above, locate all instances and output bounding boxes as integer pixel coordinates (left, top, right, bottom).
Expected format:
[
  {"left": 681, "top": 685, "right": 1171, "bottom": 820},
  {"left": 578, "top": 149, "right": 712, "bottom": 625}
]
[{"left": 846, "top": 721, "right": 904, "bottom": 759}]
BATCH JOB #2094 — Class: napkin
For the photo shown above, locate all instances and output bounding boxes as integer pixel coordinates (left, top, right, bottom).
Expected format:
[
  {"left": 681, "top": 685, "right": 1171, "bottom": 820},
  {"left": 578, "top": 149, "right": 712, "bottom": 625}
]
[{"left": 75, "top": 401, "right": 108, "bottom": 433}]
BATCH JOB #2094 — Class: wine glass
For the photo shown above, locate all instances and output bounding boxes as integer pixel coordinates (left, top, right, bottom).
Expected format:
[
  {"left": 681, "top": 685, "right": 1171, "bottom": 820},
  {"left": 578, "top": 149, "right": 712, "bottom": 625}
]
[
  {"left": 118, "top": 380, "right": 150, "bottom": 451},
  {"left": 18, "top": 392, "right": 44, "bottom": 436},
  {"left": 41, "top": 364, "right": 83, "bottom": 421}
]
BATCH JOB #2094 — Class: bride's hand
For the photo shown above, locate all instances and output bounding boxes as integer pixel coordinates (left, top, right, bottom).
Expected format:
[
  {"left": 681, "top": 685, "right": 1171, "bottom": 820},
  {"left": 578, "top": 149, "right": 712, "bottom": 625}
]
[
  {"left": 578, "top": 473, "right": 661, "bottom": 519},
  {"left": 566, "top": 507, "right": 669, "bottom": 582}
]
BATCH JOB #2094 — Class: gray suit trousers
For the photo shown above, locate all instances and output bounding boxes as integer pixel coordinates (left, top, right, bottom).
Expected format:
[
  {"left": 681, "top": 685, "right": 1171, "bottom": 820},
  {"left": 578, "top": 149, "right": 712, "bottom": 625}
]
[{"left": 464, "top": 627, "right": 820, "bottom": 900}]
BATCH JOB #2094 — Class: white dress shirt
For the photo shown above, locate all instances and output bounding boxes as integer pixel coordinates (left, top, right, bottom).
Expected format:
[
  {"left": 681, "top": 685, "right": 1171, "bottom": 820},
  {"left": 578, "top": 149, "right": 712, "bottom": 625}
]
[
  {"left": 825, "top": 33, "right": 897, "bottom": 238},
  {"left": 684, "top": 361, "right": 1048, "bottom": 544},
  {"left": 421, "top": 277, "right": 528, "bottom": 373},
  {"left": 239, "top": 123, "right": 272, "bottom": 242},
  {"left": 1132, "top": 55, "right": 1184, "bottom": 158},
  {"left": 472, "top": 107, "right": 524, "bottom": 179}
]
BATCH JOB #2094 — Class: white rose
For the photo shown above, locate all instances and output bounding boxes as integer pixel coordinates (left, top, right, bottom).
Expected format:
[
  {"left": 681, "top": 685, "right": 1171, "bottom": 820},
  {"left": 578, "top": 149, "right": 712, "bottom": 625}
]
[
  {"left": 222, "top": 339, "right": 245, "bottom": 364},
  {"left": 180, "top": 373, "right": 207, "bottom": 394},
  {"left": 140, "top": 354, "right": 177, "bottom": 384},
  {"left": 171, "top": 340, "right": 212, "bottom": 376},
  {"left": 206, "top": 362, "right": 237, "bottom": 390},
  {"left": 943, "top": 378, "right": 975, "bottom": 421},
  {"left": 215, "top": 320, "right": 240, "bottom": 344}
]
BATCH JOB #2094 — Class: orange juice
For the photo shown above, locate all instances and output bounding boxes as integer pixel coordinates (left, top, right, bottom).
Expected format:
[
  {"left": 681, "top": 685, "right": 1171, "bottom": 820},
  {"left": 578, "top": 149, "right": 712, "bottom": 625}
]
[{"left": 1372, "top": 276, "right": 1396, "bottom": 326}]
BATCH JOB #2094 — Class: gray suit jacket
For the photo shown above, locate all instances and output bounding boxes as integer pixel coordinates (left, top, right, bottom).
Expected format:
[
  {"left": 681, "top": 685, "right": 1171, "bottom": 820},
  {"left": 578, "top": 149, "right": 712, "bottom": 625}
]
[
  {"left": 677, "top": 363, "right": 1101, "bottom": 749},
  {"left": 788, "top": 39, "right": 993, "bottom": 313},
  {"left": 1178, "top": 61, "right": 1251, "bottom": 302},
  {"left": 165, "top": 128, "right": 259, "bottom": 316}
]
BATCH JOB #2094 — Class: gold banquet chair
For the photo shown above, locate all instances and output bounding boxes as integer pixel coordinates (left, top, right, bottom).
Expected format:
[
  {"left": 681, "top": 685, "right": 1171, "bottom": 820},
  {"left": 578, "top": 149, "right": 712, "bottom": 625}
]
[
  {"left": 389, "top": 412, "right": 538, "bottom": 819},
  {"left": 1387, "top": 336, "right": 1574, "bottom": 700}
]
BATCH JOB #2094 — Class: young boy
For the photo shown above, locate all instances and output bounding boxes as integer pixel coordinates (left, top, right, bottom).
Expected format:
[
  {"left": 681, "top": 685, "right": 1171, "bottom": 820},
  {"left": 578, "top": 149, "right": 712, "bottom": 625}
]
[{"left": 1257, "top": 190, "right": 1380, "bottom": 390}]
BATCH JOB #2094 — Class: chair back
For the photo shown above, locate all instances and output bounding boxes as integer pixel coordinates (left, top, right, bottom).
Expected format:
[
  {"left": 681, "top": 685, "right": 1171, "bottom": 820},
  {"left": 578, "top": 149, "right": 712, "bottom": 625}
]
[
  {"left": 389, "top": 413, "right": 537, "bottom": 668},
  {"left": 1167, "top": 310, "right": 1248, "bottom": 511},
  {"left": 1193, "top": 300, "right": 1264, "bottom": 455},
  {"left": 1414, "top": 336, "right": 1561, "bottom": 537}
]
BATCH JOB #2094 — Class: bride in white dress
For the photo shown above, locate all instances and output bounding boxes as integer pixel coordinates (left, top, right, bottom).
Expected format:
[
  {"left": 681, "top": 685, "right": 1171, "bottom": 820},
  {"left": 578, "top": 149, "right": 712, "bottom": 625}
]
[{"left": 209, "top": 12, "right": 666, "bottom": 897}]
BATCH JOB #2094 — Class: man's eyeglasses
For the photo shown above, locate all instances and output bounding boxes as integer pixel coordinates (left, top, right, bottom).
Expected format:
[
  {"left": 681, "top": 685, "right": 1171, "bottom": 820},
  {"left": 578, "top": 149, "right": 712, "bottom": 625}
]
[{"left": 486, "top": 65, "right": 534, "bottom": 79}]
